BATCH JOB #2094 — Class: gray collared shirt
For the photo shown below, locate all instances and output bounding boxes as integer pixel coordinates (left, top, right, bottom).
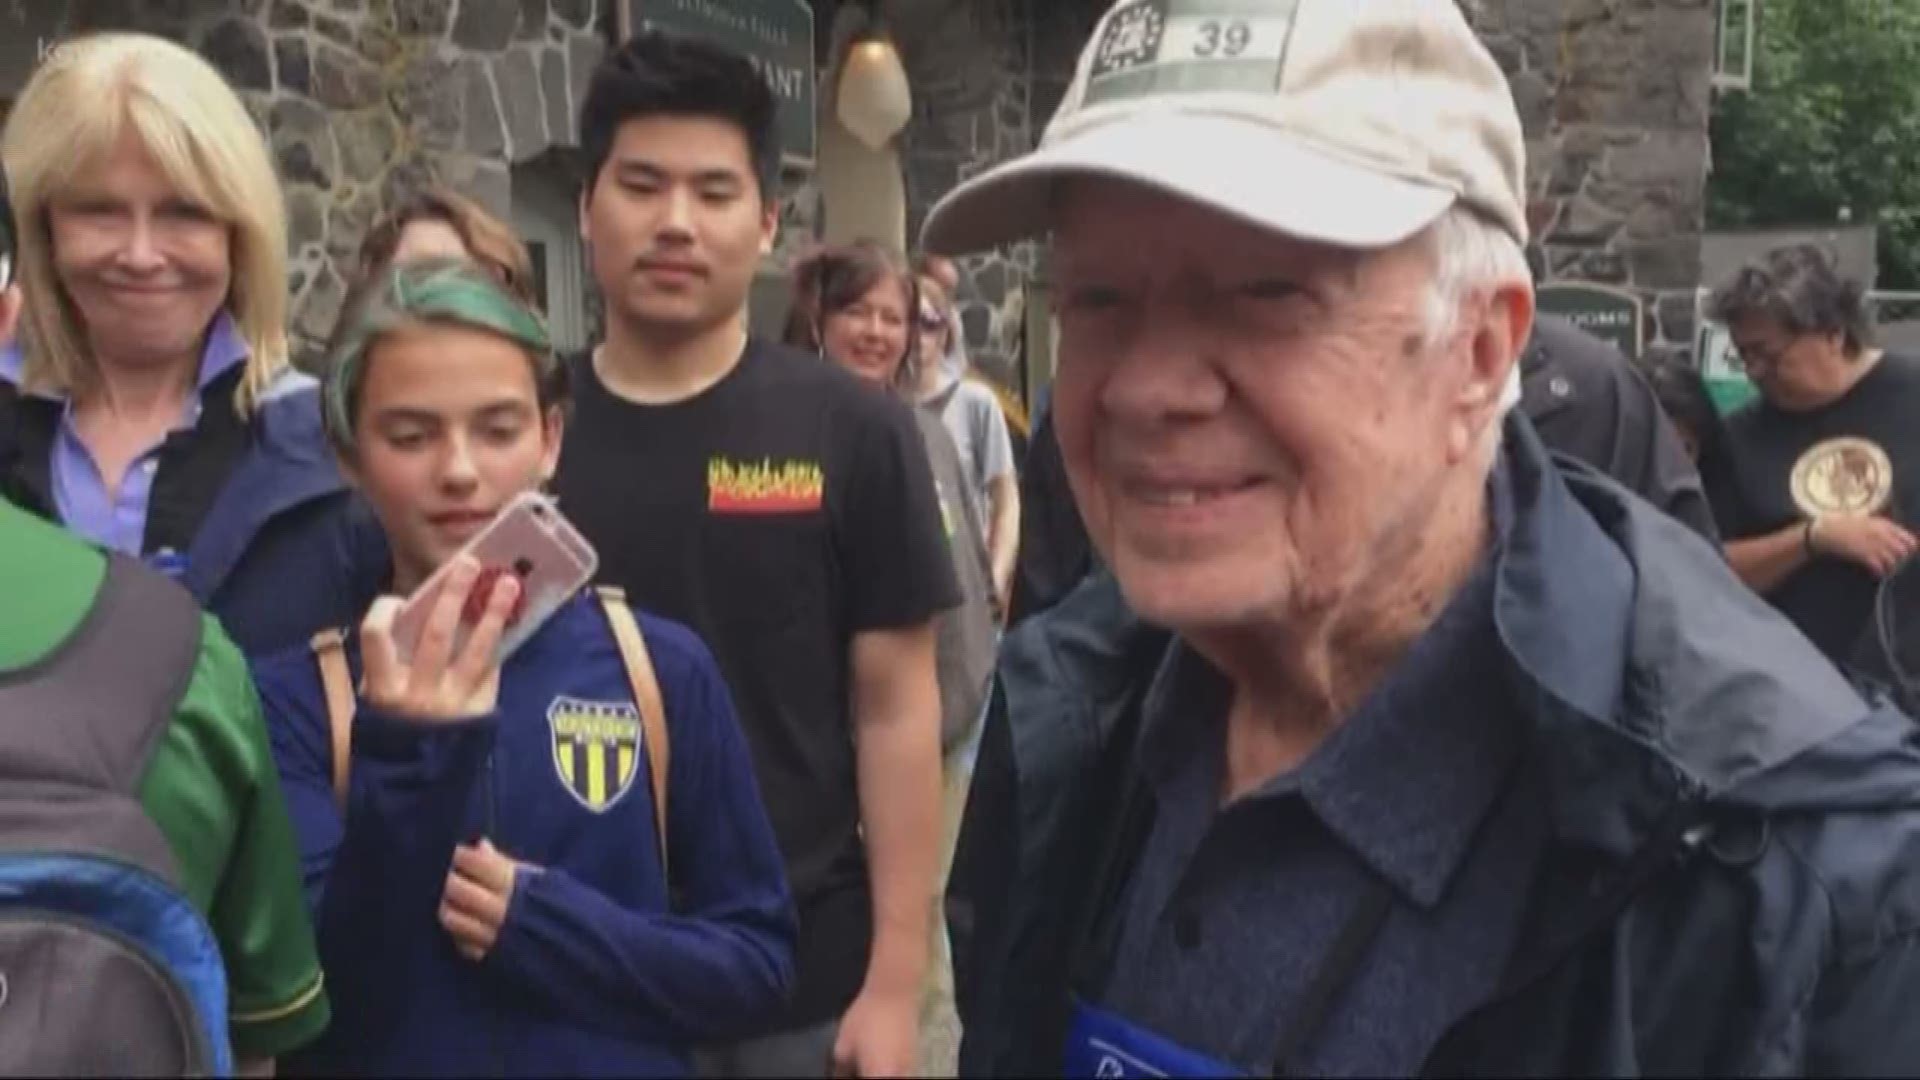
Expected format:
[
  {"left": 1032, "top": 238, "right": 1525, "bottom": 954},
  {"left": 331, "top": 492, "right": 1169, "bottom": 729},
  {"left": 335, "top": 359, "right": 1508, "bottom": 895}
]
[{"left": 1098, "top": 478, "right": 1551, "bottom": 1076}]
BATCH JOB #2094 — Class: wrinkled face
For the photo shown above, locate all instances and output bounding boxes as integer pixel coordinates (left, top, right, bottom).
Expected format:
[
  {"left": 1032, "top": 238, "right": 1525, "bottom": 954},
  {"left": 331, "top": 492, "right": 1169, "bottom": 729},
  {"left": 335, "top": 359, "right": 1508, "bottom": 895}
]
[
  {"left": 580, "top": 117, "right": 776, "bottom": 338},
  {"left": 392, "top": 219, "right": 472, "bottom": 267},
  {"left": 47, "top": 130, "right": 232, "bottom": 371},
  {"left": 344, "top": 324, "right": 564, "bottom": 593},
  {"left": 1050, "top": 179, "right": 1520, "bottom": 636},
  {"left": 822, "top": 277, "right": 911, "bottom": 387},
  {"left": 1730, "top": 313, "right": 1847, "bottom": 410}
]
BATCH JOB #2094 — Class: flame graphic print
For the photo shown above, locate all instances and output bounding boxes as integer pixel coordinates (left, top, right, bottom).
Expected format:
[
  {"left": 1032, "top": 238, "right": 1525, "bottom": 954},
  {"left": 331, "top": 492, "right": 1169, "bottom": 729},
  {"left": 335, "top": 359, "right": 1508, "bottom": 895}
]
[{"left": 707, "top": 457, "right": 826, "bottom": 514}]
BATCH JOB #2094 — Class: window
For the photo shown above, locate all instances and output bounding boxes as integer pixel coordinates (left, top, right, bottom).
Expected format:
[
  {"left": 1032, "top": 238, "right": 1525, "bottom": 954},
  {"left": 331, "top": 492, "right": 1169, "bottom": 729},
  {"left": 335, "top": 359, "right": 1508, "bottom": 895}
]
[
  {"left": 1713, "top": 0, "right": 1755, "bottom": 92},
  {"left": 510, "top": 161, "right": 587, "bottom": 352}
]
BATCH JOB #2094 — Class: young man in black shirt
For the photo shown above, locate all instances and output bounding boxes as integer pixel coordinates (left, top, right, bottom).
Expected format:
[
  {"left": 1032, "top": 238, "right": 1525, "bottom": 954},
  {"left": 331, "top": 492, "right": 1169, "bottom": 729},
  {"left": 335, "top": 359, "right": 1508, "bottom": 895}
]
[
  {"left": 553, "top": 31, "right": 958, "bottom": 1078},
  {"left": 1705, "top": 244, "right": 1920, "bottom": 663}
]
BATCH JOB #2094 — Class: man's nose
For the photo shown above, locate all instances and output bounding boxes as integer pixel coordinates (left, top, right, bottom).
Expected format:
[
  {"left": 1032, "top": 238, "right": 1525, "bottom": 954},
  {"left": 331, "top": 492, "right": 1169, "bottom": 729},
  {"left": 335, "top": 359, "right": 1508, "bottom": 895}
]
[{"left": 1098, "top": 298, "right": 1230, "bottom": 424}]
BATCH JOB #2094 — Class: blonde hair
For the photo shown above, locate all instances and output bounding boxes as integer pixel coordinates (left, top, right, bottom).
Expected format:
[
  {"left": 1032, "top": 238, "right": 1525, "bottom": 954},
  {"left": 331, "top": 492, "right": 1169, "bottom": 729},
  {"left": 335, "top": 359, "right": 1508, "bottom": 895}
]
[{"left": 2, "top": 32, "right": 290, "bottom": 415}]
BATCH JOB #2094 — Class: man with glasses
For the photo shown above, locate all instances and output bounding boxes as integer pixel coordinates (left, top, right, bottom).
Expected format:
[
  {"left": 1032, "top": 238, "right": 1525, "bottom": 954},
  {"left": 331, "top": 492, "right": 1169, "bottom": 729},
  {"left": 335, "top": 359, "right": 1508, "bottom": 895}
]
[{"left": 1705, "top": 245, "right": 1920, "bottom": 664}]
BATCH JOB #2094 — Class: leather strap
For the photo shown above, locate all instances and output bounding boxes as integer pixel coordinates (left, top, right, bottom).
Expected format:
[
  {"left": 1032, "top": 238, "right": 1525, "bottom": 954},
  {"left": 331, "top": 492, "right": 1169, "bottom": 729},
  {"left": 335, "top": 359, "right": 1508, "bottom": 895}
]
[
  {"left": 311, "top": 629, "right": 355, "bottom": 813},
  {"left": 308, "top": 597, "right": 671, "bottom": 884},
  {"left": 596, "top": 586, "right": 671, "bottom": 880}
]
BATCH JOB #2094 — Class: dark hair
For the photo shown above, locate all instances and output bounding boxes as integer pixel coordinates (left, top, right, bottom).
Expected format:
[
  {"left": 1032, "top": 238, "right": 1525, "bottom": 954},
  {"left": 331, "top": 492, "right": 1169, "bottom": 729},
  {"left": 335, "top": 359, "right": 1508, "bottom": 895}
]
[
  {"left": 579, "top": 30, "right": 781, "bottom": 201},
  {"left": 1645, "top": 357, "right": 1729, "bottom": 466},
  {"left": 1707, "top": 243, "right": 1875, "bottom": 358},
  {"left": 357, "top": 186, "right": 538, "bottom": 305},
  {"left": 783, "top": 240, "right": 921, "bottom": 390}
]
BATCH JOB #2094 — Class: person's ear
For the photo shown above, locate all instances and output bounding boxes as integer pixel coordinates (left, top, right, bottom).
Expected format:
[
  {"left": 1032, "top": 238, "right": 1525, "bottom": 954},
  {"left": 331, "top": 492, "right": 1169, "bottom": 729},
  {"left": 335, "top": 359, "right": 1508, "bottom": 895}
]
[
  {"left": 759, "top": 198, "right": 780, "bottom": 257},
  {"left": 333, "top": 444, "right": 363, "bottom": 490},
  {"left": 538, "top": 404, "right": 567, "bottom": 483},
  {"left": 0, "top": 286, "right": 20, "bottom": 349},
  {"left": 1447, "top": 281, "right": 1533, "bottom": 464}
]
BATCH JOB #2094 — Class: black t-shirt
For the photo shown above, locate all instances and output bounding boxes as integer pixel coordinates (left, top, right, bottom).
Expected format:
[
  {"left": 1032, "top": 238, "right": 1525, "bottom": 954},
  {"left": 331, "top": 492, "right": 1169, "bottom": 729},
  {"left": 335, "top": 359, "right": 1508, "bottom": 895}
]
[
  {"left": 1704, "top": 353, "right": 1920, "bottom": 661},
  {"left": 554, "top": 340, "right": 959, "bottom": 1025}
]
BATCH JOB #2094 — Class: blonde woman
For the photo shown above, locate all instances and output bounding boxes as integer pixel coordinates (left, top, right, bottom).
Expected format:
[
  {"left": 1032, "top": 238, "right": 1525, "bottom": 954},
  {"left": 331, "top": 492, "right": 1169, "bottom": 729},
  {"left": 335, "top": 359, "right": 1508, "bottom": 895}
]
[{"left": 0, "top": 32, "right": 383, "bottom": 655}]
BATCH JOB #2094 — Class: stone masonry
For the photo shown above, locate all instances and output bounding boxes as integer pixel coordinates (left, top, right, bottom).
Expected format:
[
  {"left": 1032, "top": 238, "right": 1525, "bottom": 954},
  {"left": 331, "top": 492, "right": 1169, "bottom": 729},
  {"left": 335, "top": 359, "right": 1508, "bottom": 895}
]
[
  {"left": 1463, "top": 0, "right": 1716, "bottom": 358},
  {"left": 894, "top": 0, "right": 1037, "bottom": 385}
]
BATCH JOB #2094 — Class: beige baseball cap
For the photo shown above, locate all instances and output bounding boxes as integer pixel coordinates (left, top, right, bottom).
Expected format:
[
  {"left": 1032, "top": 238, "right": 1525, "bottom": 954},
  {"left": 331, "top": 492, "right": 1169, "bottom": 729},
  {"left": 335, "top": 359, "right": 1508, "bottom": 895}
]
[{"left": 921, "top": 0, "right": 1527, "bottom": 255}]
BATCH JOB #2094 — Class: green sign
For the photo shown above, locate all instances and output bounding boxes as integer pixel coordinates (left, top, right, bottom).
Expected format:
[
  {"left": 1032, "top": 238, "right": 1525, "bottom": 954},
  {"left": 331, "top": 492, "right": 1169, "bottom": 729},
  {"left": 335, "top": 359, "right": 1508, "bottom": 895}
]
[
  {"left": 625, "top": 0, "right": 816, "bottom": 170},
  {"left": 1537, "top": 282, "right": 1645, "bottom": 359},
  {"left": 1695, "top": 321, "right": 1759, "bottom": 415}
]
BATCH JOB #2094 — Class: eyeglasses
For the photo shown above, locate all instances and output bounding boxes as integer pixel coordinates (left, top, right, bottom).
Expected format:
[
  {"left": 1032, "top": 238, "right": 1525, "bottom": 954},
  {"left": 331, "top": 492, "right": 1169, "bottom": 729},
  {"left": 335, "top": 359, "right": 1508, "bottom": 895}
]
[
  {"left": 917, "top": 312, "right": 946, "bottom": 332},
  {"left": 1730, "top": 341, "right": 1786, "bottom": 374}
]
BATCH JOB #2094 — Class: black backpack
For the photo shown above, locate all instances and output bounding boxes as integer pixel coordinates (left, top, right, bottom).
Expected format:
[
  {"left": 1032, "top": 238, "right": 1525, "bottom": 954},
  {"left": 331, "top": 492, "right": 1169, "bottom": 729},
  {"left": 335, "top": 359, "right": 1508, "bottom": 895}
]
[{"left": 0, "top": 554, "right": 232, "bottom": 1075}]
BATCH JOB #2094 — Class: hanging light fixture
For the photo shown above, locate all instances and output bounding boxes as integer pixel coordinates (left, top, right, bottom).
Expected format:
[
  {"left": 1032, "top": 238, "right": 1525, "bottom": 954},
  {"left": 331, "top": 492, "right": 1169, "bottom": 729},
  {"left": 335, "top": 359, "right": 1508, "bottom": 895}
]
[{"left": 834, "top": 2, "right": 912, "bottom": 151}]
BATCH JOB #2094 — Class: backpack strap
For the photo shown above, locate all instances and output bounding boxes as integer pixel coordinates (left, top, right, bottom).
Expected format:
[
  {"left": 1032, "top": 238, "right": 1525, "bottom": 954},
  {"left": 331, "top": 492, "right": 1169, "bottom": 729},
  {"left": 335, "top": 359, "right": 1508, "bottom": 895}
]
[
  {"left": 595, "top": 586, "right": 671, "bottom": 881},
  {"left": 308, "top": 597, "right": 671, "bottom": 882},
  {"left": 310, "top": 628, "right": 356, "bottom": 814}
]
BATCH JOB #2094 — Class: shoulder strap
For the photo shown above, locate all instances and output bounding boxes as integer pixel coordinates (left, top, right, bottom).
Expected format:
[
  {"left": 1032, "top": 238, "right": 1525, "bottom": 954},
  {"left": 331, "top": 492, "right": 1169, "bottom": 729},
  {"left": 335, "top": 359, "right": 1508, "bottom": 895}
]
[
  {"left": 310, "top": 598, "right": 672, "bottom": 877},
  {"left": 595, "top": 586, "right": 671, "bottom": 881},
  {"left": 0, "top": 554, "right": 205, "bottom": 796},
  {"left": 311, "top": 629, "right": 355, "bottom": 814}
]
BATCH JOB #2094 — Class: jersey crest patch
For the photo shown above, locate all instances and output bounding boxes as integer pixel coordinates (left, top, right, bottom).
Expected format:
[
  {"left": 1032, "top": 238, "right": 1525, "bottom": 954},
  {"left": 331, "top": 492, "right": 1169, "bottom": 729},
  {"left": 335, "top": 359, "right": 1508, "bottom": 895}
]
[{"left": 547, "top": 696, "right": 643, "bottom": 812}]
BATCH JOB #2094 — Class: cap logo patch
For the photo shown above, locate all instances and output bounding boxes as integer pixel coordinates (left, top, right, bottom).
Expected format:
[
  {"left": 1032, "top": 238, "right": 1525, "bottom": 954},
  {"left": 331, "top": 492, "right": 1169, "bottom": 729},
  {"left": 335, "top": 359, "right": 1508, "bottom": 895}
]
[{"left": 1085, "top": 0, "right": 1302, "bottom": 106}]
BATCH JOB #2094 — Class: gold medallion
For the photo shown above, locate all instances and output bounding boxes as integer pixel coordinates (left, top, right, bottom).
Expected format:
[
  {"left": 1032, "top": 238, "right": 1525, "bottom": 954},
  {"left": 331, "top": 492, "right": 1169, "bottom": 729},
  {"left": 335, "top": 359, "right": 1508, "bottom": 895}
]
[{"left": 1790, "top": 437, "right": 1895, "bottom": 518}]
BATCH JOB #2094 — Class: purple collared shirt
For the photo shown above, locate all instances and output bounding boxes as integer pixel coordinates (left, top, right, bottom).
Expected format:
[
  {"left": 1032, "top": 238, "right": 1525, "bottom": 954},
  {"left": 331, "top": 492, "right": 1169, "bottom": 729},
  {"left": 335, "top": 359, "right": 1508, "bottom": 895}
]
[{"left": 0, "top": 313, "right": 249, "bottom": 558}]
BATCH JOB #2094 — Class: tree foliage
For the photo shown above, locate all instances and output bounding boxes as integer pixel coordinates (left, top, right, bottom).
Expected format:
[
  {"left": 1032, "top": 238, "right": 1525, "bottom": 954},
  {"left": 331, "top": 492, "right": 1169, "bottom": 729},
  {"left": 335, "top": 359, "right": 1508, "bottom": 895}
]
[{"left": 1708, "top": 0, "right": 1920, "bottom": 287}]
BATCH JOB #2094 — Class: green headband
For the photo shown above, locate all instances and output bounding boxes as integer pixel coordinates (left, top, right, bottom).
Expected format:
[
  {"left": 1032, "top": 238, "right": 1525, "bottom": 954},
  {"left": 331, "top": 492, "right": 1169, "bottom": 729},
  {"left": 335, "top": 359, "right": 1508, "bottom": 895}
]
[{"left": 323, "top": 258, "right": 554, "bottom": 448}]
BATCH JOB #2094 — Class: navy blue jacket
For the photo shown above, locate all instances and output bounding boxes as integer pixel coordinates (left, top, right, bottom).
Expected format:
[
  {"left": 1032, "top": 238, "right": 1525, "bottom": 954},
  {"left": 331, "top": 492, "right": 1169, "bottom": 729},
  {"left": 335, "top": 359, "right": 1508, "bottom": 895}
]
[
  {"left": 956, "top": 416, "right": 1920, "bottom": 1076},
  {"left": 254, "top": 592, "right": 796, "bottom": 1077},
  {"left": 0, "top": 370, "right": 386, "bottom": 655}
]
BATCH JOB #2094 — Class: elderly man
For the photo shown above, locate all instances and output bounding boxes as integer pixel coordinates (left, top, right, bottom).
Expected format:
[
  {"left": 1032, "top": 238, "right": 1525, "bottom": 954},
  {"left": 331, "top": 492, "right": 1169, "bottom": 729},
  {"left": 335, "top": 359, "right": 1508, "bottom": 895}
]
[{"left": 925, "top": 2, "right": 1920, "bottom": 1077}]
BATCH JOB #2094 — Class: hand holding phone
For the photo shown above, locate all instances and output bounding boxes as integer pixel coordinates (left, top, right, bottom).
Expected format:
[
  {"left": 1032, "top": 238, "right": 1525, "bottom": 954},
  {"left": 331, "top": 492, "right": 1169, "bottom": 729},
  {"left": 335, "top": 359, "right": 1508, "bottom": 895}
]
[
  {"left": 361, "top": 555, "right": 518, "bottom": 722},
  {"left": 390, "top": 491, "right": 600, "bottom": 669}
]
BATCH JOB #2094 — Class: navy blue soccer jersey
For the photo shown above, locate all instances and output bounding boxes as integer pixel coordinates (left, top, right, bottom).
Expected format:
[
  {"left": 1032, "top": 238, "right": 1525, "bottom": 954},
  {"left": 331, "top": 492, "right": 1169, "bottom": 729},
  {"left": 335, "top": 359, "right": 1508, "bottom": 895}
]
[{"left": 252, "top": 591, "right": 796, "bottom": 1077}]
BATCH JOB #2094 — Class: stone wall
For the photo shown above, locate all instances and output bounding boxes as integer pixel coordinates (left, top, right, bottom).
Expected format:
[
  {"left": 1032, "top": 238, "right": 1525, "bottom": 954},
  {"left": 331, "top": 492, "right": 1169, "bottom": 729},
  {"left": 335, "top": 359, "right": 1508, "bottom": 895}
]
[
  {"left": 251, "top": 0, "right": 608, "bottom": 362},
  {"left": 17, "top": 0, "right": 608, "bottom": 365},
  {"left": 1463, "top": 0, "right": 1716, "bottom": 359},
  {"left": 895, "top": 0, "right": 1037, "bottom": 384}
]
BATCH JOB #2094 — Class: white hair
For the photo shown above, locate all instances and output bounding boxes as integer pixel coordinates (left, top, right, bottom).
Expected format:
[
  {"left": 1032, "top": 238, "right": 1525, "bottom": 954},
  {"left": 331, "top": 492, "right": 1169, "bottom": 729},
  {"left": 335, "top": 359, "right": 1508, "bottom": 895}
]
[
  {"left": 1416, "top": 204, "right": 1532, "bottom": 461},
  {"left": 1421, "top": 204, "right": 1533, "bottom": 349}
]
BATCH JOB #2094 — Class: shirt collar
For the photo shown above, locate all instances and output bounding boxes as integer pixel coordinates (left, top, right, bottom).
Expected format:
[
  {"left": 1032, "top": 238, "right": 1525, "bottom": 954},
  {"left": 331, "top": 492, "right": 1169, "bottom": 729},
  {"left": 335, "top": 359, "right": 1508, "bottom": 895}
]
[
  {"left": 0, "top": 310, "right": 250, "bottom": 402},
  {"left": 1138, "top": 460, "right": 1524, "bottom": 910}
]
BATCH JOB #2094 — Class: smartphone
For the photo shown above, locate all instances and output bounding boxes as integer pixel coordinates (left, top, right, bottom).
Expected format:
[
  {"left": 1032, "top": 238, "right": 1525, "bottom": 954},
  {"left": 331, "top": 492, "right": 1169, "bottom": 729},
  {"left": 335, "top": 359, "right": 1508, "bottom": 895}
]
[{"left": 390, "top": 491, "right": 599, "bottom": 667}]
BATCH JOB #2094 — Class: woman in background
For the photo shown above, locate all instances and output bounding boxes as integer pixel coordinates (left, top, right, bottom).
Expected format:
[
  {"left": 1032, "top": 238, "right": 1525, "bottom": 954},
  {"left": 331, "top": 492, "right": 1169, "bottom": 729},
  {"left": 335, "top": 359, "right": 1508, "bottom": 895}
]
[
  {"left": 782, "top": 240, "right": 996, "bottom": 1076},
  {"left": 353, "top": 186, "right": 539, "bottom": 306},
  {"left": 911, "top": 270, "right": 1021, "bottom": 618}
]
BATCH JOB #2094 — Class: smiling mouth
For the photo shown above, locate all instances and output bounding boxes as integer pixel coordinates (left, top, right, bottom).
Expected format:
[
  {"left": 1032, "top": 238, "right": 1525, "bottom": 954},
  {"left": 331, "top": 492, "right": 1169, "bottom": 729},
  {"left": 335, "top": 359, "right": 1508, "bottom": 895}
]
[{"left": 1125, "top": 480, "right": 1263, "bottom": 507}]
